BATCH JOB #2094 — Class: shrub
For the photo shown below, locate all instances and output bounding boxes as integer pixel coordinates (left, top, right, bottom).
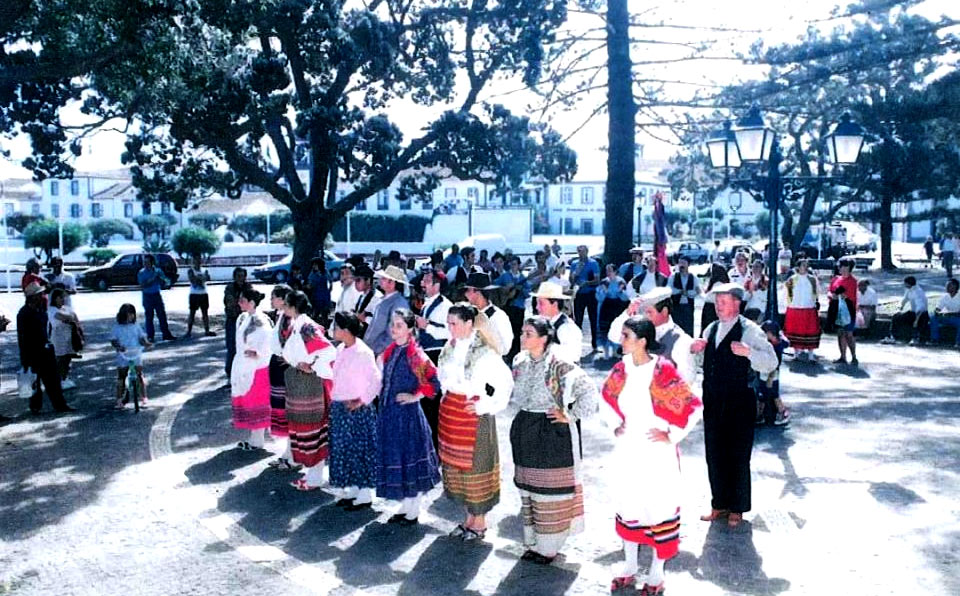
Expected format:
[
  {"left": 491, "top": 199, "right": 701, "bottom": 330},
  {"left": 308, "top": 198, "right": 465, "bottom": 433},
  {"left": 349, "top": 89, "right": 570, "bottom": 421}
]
[
  {"left": 172, "top": 226, "right": 222, "bottom": 259},
  {"left": 23, "top": 220, "right": 89, "bottom": 263},
  {"left": 189, "top": 212, "right": 228, "bottom": 231},
  {"left": 84, "top": 248, "right": 118, "bottom": 265},
  {"left": 88, "top": 218, "right": 134, "bottom": 247}
]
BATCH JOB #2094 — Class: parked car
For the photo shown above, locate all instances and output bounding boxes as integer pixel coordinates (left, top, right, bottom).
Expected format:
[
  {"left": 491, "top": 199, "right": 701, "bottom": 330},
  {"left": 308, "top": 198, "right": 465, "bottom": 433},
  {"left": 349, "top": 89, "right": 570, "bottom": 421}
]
[
  {"left": 250, "top": 251, "right": 345, "bottom": 284},
  {"left": 719, "top": 240, "right": 757, "bottom": 264},
  {"left": 667, "top": 241, "right": 710, "bottom": 264},
  {"left": 77, "top": 252, "right": 180, "bottom": 292}
]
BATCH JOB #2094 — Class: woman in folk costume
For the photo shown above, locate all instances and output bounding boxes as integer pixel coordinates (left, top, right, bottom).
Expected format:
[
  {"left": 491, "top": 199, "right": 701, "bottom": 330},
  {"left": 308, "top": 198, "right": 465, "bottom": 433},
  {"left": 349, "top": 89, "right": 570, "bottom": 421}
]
[
  {"left": 231, "top": 287, "right": 274, "bottom": 450},
  {"left": 281, "top": 290, "right": 337, "bottom": 491},
  {"left": 329, "top": 311, "right": 382, "bottom": 511},
  {"left": 438, "top": 303, "right": 514, "bottom": 541},
  {"left": 266, "top": 284, "right": 298, "bottom": 470},
  {"left": 376, "top": 309, "right": 442, "bottom": 525},
  {"left": 510, "top": 316, "right": 599, "bottom": 564},
  {"left": 602, "top": 317, "right": 703, "bottom": 595},
  {"left": 783, "top": 258, "right": 822, "bottom": 361}
]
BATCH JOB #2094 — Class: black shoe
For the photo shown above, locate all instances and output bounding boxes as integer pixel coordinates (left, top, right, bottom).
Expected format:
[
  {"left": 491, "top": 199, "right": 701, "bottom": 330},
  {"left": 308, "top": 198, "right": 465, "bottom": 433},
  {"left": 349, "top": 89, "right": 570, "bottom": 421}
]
[
  {"left": 335, "top": 498, "right": 355, "bottom": 507},
  {"left": 387, "top": 513, "right": 407, "bottom": 524},
  {"left": 30, "top": 409, "right": 42, "bottom": 416},
  {"left": 345, "top": 501, "right": 372, "bottom": 512},
  {"left": 55, "top": 405, "right": 77, "bottom": 413},
  {"left": 397, "top": 516, "right": 418, "bottom": 526},
  {"left": 162, "top": 335, "right": 177, "bottom": 341},
  {"left": 0, "top": 414, "right": 12, "bottom": 424}
]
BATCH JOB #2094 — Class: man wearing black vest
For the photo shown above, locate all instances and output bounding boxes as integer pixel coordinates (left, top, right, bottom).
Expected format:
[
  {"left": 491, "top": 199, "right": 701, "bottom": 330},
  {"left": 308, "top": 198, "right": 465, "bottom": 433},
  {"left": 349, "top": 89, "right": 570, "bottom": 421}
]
[
  {"left": 691, "top": 283, "right": 778, "bottom": 528},
  {"left": 416, "top": 267, "right": 450, "bottom": 449},
  {"left": 667, "top": 256, "right": 700, "bottom": 337},
  {"left": 618, "top": 246, "right": 645, "bottom": 283},
  {"left": 352, "top": 264, "right": 382, "bottom": 338},
  {"left": 532, "top": 281, "right": 582, "bottom": 364},
  {"left": 463, "top": 272, "right": 513, "bottom": 359}
]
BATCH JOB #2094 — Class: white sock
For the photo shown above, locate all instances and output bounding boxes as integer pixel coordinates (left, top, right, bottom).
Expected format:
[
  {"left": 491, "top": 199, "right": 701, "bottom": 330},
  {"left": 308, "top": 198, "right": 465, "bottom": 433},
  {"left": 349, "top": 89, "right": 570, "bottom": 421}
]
[
  {"left": 355, "top": 488, "right": 372, "bottom": 505},
  {"left": 303, "top": 462, "right": 325, "bottom": 487},
  {"left": 282, "top": 441, "right": 293, "bottom": 462},
  {"left": 398, "top": 497, "right": 412, "bottom": 517},
  {"left": 621, "top": 541, "right": 639, "bottom": 577},
  {"left": 249, "top": 428, "right": 265, "bottom": 448},
  {"left": 344, "top": 486, "right": 359, "bottom": 499},
  {"left": 405, "top": 494, "right": 421, "bottom": 519},
  {"left": 647, "top": 554, "right": 666, "bottom": 586}
]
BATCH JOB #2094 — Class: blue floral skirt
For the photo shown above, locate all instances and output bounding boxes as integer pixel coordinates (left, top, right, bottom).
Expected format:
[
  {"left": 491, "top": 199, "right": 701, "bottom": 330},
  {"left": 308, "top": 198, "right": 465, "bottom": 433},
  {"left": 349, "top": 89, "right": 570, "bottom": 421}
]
[{"left": 328, "top": 401, "right": 379, "bottom": 489}]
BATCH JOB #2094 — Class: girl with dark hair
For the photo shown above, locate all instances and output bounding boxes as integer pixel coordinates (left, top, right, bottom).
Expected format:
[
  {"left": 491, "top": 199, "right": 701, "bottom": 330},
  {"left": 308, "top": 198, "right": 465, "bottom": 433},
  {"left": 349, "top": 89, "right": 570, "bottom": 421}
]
[
  {"left": 438, "top": 303, "right": 514, "bottom": 540},
  {"left": 376, "top": 309, "right": 441, "bottom": 524},
  {"left": 267, "top": 284, "right": 297, "bottom": 469},
  {"left": 329, "top": 311, "right": 381, "bottom": 510},
  {"left": 231, "top": 287, "right": 273, "bottom": 450},
  {"left": 110, "top": 303, "right": 151, "bottom": 409},
  {"left": 700, "top": 263, "right": 729, "bottom": 333},
  {"left": 603, "top": 316, "right": 702, "bottom": 594},
  {"left": 282, "top": 290, "right": 337, "bottom": 491},
  {"left": 743, "top": 261, "right": 769, "bottom": 322},
  {"left": 509, "top": 316, "right": 598, "bottom": 564}
]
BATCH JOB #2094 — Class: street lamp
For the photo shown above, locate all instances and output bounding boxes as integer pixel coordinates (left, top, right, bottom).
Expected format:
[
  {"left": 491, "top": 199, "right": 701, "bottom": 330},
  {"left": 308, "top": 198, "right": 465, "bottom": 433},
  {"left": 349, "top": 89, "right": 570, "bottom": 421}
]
[
  {"left": 636, "top": 189, "right": 645, "bottom": 246},
  {"left": 728, "top": 190, "right": 743, "bottom": 240},
  {"left": 706, "top": 108, "right": 865, "bottom": 320}
]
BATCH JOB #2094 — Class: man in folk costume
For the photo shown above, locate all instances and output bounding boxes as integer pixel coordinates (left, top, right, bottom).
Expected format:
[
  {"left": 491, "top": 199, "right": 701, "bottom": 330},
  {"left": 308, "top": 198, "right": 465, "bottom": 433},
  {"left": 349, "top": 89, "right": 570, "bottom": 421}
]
[
  {"left": 691, "top": 283, "right": 779, "bottom": 527},
  {"left": 666, "top": 256, "right": 701, "bottom": 337},
  {"left": 608, "top": 287, "right": 696, "bottom": 385},
  {"left": 364, "top": 265, "right": 410, "bottom": 356},
  {"left": 531, "top": 281, "right": 582, "bottom": 364},
  {"left": 626, "top": 255, "right": 668, "bottom": 299},
  {"left": 416, "top": 267, "right": 452, "bottom": 449},
  {"left": 783, "top": 258, "right": 821, "bottom": 361},
  {"left": 351, "top": 264, "right": 382, "bottom": 338},
  {"left": 463, "top": 272, "right": 513, "bottom": 358},
  {"left": 602, "top": 317, "right": 702, "bottom": 595}
]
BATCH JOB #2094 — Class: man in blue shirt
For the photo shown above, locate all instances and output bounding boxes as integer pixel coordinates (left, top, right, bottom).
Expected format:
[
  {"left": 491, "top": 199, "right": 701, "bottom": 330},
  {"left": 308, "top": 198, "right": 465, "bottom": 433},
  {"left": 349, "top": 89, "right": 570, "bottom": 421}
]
[
  {"left": 138, "top": 254, "right": 176, "bottom": 342},
  {"left": 568, "top": 244, "right": 601, "bottom": 351},
  {"left": 495, "top": 255, "right": 529, "bottom": 360}
]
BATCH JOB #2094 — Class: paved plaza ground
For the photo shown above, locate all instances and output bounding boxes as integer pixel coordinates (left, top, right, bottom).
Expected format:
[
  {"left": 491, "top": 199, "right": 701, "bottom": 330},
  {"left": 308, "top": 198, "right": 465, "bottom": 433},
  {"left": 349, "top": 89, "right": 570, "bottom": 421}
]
[{"left": 1, "top": 288, "right": 958, "bottom": 595}]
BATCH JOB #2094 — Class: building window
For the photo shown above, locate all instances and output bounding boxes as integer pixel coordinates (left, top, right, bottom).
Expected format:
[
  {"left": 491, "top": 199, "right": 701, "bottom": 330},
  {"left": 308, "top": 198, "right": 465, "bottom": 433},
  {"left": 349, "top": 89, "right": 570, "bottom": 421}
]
[
  {"left": 50, "top": 181, "right": 59, "bottom": 196},
  {"left": 142, "top": 202, "right": 152, "bottom": 214},
  {"left": 51, "top": 203, "right": 60, "bottom": 218},
  {"left": 69, "top": 204, "right": 82, "bottom": 218},
  {"left": 560, "top": 186, "right": 573, "bottom": 205},
  {"left": 422, "top": 195, "right": 433, "bottom": 210},
  {"left": 91, "top": 203, "right": 103, "bottom": 218},
  {"left": 70, "top": 180, "right": 80, "bottom": 196},
  {"left": 377, "top": 190, "right": 389, "bottom": 210},
  {"left": 581, "top": 219, "right": 594, "bottom": 235},
  {"left": 445, "top": 188, "right": 457, "bottom": 199},
  {"left": 399, "top": 197, "right": 411, "bottom": 211},
  {"left": 467, "top": 187, "right": 479, "bottom": 199},
  {"left": 31, "top": 203, "right": 41, "bottom": 216},
  {"left": 354, "top": 197, "right": 367, "bottom": 211},
  {"left": 161, "top": 202, "right": 171, "bottom": 214},
  {"left": 124, "top": 203, "right": 134, "bottom": 218},
  {"left": 563, "top": 217, "right": 574, "bottom": 233},
  {"left": 581, "top": 187, "right": 594, "bottom": 205}
]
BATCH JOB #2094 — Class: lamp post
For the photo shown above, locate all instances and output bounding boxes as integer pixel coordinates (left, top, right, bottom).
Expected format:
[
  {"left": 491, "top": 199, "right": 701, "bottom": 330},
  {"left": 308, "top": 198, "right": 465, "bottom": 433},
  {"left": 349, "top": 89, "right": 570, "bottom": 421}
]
[
  {"left": 728, "top": 190, "right": 743, "bottom": 240},
  {"left": 636, "top": 190, "right": 645, "bottom": 246},
  {"left": 706, "top": 108, "right": 864, "bottom": 320}
]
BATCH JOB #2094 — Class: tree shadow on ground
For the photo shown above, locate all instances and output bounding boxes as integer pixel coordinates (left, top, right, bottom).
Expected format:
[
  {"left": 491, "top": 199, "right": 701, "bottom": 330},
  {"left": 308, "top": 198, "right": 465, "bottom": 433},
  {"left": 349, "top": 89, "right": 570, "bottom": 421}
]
[
  {"left": 396, "top": 537, "right": 493, "bottom": 596},
  {"left": 492, "top": 560, "right": 579, "bottom": 596},
  {"left": 753, "top": 427, "right": 807, "bottom": 498}
]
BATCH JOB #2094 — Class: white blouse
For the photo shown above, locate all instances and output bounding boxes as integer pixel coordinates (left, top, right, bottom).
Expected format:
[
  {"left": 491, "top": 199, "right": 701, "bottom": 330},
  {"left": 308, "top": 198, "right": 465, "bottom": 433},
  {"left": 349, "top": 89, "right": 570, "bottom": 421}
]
[
  {"left": 789, "top": 274, "right": 819, "bottom": 309},
  {"left": 438, "top": 331, "right": 514, "bottom": 416},
  {"left": 282, "top": 313, "right": 336, "bottom": 379},
  {"left": 231, "top": 311, "right": 273, "bottom": 396}
]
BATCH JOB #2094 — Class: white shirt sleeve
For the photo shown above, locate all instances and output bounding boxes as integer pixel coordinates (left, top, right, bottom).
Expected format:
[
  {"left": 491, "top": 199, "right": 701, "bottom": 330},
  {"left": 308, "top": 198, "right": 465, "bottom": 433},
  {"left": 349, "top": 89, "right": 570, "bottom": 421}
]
[
  {"left": 472, "top": 350, "right": 514, "bottom": 416},
  {"left": 670, "top": 331, "right": 697, "bottom": 386},
  {"left": 555, "top": 322, "right": 583, "bottom": 363},
  {"left": 668, "top": 407, "right": 703, "bottom": 444},
  {"left": 491, "top": 310, "right": 513, "bottom": 356},
  {"left": 310, "top": 343, "right": 337, "bottom": 378},
  {"left": 741, "top": 318, "right": 779, "bottom": 375},
  {"left": 607, "top": 308, "right": 631, "bottom": 345}
]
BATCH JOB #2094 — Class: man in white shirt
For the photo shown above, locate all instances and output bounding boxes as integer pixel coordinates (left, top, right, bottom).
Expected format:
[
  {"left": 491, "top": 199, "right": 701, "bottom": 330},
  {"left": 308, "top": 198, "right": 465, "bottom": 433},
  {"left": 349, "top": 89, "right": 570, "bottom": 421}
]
[
  {"left": 625, "top": 254, "right": 667, "bottom": 299},
  {"left": 531, "top": 281, "right": 582, "bottom": 364},
  {"left": 416, "top": 268, "right": 452, "bottom": 363},
  {"left": 930, "top": 278, "right": 960, "bottom": 347},
  {"left": 667, "top": 256, "right": 701, "bottom": 337},
  {"left": 728, "top": 252, "right": 750, "bottom": 285},
  {"left": 883, "top": 275, "right": 929, "bottom": 344},
  {"left": 332, "top": 263, "right": 361, "bottom": 328},
  {"left": 463, "top": 272, "right": 513, "bottom": 358},
  {"left": 856, "top": 279, "right": 879, "bottom": 332},
  {"left": 352, "top": 264, "right": 382, "bottom": 336},
  {"left": 607, "top": 286, "right": 696, "bottom": 384},
  {"left": 48, "top": 257, "right": 77, "bottom": 307}
]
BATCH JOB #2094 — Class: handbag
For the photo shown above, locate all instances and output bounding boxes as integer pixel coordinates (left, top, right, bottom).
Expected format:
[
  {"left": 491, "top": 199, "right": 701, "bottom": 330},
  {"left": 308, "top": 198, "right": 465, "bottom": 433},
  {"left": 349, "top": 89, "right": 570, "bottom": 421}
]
[
  {"left": 71, "top": 324, "right": 85, "bottom": 352},
  {"left": 18, "top": 367, "right": 36, "bottom": 398}
]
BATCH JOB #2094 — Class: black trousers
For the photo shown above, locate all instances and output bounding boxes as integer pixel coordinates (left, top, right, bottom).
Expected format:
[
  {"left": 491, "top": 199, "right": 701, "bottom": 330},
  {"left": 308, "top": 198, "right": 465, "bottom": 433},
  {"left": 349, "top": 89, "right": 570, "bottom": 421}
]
[
  {"left": 30, "top": 346, "right": 69, "bottom": 413},
  {"left": 505, "top": 305, "right": 525, "bottom": 363},
  {"left": 225, "top": 315, "right": 238, "bottom": 375},
  {"left": 891, "top": 311, "right": 930, "bottom": 341},
  {"left": 421, "top": 349, "right": 442, "bottom": 451},
  {"left": 674, "top": 303, "right": 695, "bottom": 337},
  {"left": 573, "top": 291, "right": 598, "bottom": 348},
  {"left": 703, "top": 388, "right": 756, "bottom": 513}
]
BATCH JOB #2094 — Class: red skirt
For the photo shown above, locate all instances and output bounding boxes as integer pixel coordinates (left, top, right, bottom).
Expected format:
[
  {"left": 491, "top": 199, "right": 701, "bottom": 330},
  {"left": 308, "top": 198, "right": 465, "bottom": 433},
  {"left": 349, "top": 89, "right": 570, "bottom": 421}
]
[
  {"left": 438, "top": 392, "right": 478, "bottom": 471},
  {"left": 615, "top": 509, "right": 681, "bottom": 560},
  {"left": 784, "top": 307, "right": 821, "bottom": 350},
  {"left": 231, "top": 368, "right": 271, "bottom": 430}
]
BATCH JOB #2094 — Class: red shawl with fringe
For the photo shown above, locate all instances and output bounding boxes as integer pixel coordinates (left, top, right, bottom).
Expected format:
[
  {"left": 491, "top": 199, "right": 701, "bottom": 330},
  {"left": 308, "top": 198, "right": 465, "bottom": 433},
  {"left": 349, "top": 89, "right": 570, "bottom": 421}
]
[
  {"left": 382, "top": 341, "right": 440, "bottom": 399},
  {"left": 602, "top": 357, "right": 701, "bottom": 428}
]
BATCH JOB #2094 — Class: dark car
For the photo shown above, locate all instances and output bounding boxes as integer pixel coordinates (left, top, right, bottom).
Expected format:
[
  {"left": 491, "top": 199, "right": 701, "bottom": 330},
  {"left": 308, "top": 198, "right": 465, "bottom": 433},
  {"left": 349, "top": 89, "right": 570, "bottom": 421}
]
[
  {"left": 250, "top": 251, "right": 345, "bottom": 284},
  {"left": 77, "top": 253, "right": 180, "bottom": 291}
]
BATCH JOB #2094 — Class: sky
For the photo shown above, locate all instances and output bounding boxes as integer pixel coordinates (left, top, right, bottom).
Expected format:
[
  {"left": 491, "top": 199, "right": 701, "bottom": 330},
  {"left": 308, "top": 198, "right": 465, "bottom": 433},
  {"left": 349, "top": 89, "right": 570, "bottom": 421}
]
[{"left": 1, "top": 0, "right": 957, "bottom": 181}]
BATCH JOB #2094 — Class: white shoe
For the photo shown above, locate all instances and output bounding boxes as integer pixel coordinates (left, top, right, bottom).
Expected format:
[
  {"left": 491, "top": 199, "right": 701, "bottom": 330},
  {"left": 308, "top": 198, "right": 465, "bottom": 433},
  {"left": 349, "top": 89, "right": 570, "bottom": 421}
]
[{"left": 62, "top": 379, "right": 77, "bottom": 390}]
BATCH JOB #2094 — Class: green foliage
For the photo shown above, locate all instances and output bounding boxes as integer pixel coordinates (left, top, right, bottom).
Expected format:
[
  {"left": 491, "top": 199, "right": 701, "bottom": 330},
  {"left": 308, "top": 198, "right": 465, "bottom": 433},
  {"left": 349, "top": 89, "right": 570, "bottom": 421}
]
[
  {"left": 172, "top": 226, "right": 222, "bottom": 259},
  {"left": 188, "top": 212, "right": 228, "bottom": 231},
  {"left": 143, "top": 238, "right": 171, "bottom": 253},
  {"left": 87, "top": 218, "right": 134, "bottom": 247},
  {"left": 271, "top": 226, "right": 294, "bottom": 246},
  {"left": 228, "top": 211, "right": 293, "bottom": 242},
  {"left": 84, "top": 248, "right": 118, "bottom": 265},
  {"left": 23, "top": 220, "right": 89, "bottom": 263},
  {"left": 132, "top": 213, "right": 176, "bottom": 239},
  {"left": 6, "top": 212, "right": 44, "bottom": 234},
  {"left": 330, "top": 215, "right": 431, "bottom": 242}
]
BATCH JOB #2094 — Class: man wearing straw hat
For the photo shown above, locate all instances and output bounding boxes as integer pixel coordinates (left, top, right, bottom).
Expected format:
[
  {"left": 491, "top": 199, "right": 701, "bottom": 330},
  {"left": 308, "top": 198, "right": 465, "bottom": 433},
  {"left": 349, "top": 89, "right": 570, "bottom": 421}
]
[
  {"left": 463, "top": 272, "right": 513, "bottom": 358},
  {"left": 691, "top": 282, "right": 778, "bottom": 528},
  {"left": 365, "top": 265, "right": 410, "bottom": 356},
  {"left": 531, "top": 281, "right": 582, "bottom": 364}
]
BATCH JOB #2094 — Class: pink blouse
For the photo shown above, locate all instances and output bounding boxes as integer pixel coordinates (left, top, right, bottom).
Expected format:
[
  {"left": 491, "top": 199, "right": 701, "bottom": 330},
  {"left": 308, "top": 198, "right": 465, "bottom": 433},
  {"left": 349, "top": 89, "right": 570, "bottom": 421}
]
[{"left": 331, "top": 340, "right": 382, "bottom": 405}]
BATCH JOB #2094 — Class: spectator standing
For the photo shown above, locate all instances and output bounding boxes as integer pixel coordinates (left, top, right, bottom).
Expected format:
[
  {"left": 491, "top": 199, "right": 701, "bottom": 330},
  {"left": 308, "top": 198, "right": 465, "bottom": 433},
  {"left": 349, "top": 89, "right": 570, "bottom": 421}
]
[
  {"left": 137, "top": 254, "right": 176, "bottom": 343},
  {"left": 333, "top": 264, "right": 361, "bottom": 325},
  {"left": 364, "top": 265, "right": 410, "bottom": 355},
  {"left": 727, "top": 253, "right": 750, "bottom": 285},
  {"left": 923, "top": 236, "right": 935, "bottom": 268},
  {"left": 625, "top": 255, "right": 667, "bottom": 299},
  {"left": 569, "top": 245, "right": 601, "bottom": 352},
  {"left": 47, "top": 288, "right": 81, "bottom": 389},
  {"left": 21, "top": 258, "right": 49, "bottom": 307},
  {"left": 48, "top": 256, "right": 77, "bottom": 307},
  {"left": 18, "top": 283, "right": 73, "bottom": 414},
  {"left": 882, "top": 276, "right": 929, "bottom": 344},
  {"left": 548, "top": 261, "right": 571, "bottom": 293},
  {"left": 185, "top": 255, "right": 215, "bottom": 338},
  {"left": 743, "top": 261, "right": 769, "bottom": 322},
  {"left": 495, "top": 256, "right": 529, "bottom": 359},
  {"left": 224, "top": 267, "right": 252, "bottom": 375},
  {"left": 617, "top": 247, "right": 645, "bottom": 283},
  {"left": 596, "top": 264, "right": 629, "bottom": 359},
  {"left": 666, "top": 256, "right": 700, "bottom": 337},
  {"left": 443, "top": 244, "right": 463, "bottom": 272},
  {"left": 288, "top": 263, "right": 305, "bottom": 292},
  {"left": 940, "top": 233, "right": 955, "bottom": 278},
  {"left": 930, "top": 278, "right": 960, "bottom": 347},
  {"left": 306, "top": 257, "right": 332, "bottom": 326},
  {"left": 827, "top": 260, "right": 859, "bottom": 366},
  {"left": 477, "top": 249, "right": 493, "bottom": 273}
]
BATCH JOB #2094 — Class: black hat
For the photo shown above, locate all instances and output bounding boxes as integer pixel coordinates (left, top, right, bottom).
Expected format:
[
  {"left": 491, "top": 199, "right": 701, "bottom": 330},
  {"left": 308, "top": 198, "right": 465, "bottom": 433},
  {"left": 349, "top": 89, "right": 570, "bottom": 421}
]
[
  {"left": 464, "top": 272, "right": 498, "bottom": 290},
  {"left": 387, "top": 250, "right": 402, "bottom": 262},
  {"left": 355, "top": 264, "right": 374, "bottom": 280}
]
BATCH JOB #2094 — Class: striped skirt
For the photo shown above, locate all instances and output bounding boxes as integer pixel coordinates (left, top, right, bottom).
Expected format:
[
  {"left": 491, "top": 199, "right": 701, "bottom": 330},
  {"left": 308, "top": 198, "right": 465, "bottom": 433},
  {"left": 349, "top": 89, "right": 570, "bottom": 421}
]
[
  {"left": 511, "top": 410, "right": 584, "bottom": 556},
  {"left": 231, "top": 367, "right": 271, "bottom": 430},
  {"left": 784, "top": 306, "right": 821, "bottom": 350},
  {"left": 615, "top": 509, "right": 681, "bottom": 560},
  {"left": 268, "top": 355, "right": 289, "bottom": 437},
  {"left": 439, "top": 392, "right": 500, "bottom": 515},
  {"left": 284, "top": 367, "right": 330, "bottom": 468}
]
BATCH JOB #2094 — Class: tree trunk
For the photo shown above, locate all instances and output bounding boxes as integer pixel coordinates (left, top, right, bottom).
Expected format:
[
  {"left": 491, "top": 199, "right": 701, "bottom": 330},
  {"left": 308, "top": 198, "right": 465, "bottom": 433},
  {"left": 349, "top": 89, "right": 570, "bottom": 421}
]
[
  {"left": 604, "top": 0, "right": 636, "bottom": 267},
  {"left": 291, "top": 205, "right": 333, "bottom": 273},
  {"left": 880, "top": 194, "right": 895, "bottom": 270}
]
